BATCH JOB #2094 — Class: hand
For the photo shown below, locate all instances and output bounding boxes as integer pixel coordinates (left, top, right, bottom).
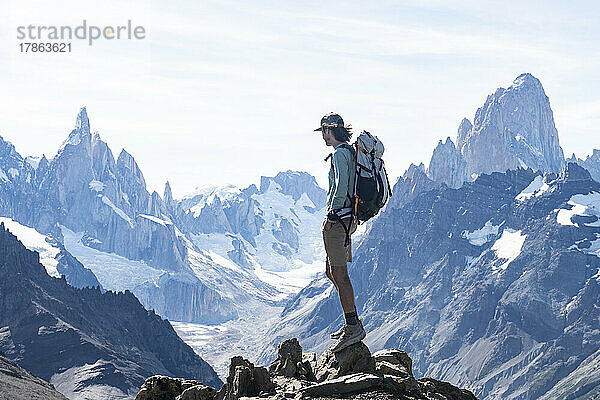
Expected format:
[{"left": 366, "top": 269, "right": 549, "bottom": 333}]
[{"left": 323, "top": 221, "right": 332, "bottom": 231}]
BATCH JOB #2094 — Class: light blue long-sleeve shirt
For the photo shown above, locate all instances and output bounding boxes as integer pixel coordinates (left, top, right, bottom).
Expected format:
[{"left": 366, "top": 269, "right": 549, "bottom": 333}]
[{"left": 326, "top": 143, "right": 355, "bottom": 221}]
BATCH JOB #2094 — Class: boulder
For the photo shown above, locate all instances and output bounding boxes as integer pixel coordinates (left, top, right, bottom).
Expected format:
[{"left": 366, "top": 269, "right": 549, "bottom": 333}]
[
  {"left": 381, "top": 375, "right": 421, "bottom": 397},
  {"left": 301, "top": 373, "right": 382, "bottom": 397},
  {"left": 217, "top": 356, "right": 274, "bottom": 400},
  {"left": 314, "top": 342, "right": 376, "bottom": 382},
  {"left": 418, "top": 377, "right": 479, "bottom": 400},
  {"left": 268, "top": 338, "right": 313, "bottom": 380},
  {"left": 373, "top": 349, "right": 412, "bottom": 377},
  {"left": 135, "top": 375, "right": 211, "bottom": 400},
  {"left": 179, "top": 384, "right": 217, "bottom": 400}
]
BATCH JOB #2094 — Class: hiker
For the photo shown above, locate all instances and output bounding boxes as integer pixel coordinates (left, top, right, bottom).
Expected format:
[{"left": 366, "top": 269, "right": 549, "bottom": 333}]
[{"left": 315, "top": 112, "right": 366, "bottom": 352}]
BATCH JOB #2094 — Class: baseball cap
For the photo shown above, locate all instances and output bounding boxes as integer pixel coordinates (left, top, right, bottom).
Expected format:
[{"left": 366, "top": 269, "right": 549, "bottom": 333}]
[{"left": 314, "top": 112, "right": 345, "bottom": 131}]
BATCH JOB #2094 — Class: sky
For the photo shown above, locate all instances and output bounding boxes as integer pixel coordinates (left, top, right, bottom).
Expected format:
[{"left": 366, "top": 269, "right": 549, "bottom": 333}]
[{"left": 1, "top": 0, "right": 599, "bottom": 198}]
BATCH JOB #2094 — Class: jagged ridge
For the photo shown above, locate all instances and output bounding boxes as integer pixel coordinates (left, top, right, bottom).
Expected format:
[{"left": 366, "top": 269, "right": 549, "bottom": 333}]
[{"left": 0, "top": 223, "right": 222, "bottom": 399}]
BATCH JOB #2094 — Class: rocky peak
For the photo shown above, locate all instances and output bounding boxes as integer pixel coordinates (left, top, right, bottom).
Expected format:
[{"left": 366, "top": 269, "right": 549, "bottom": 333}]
[
  {"left": 260, "top": 171, "right": 326, "bottom": 209},
  {"left": 388, "top": 163, "right": 440, "bottom": 210},
  {"left": 567, "top": 149, "right": 600, "bottom": 183},
  {"left": 459, "top": 73, "right": 565, "bottom": 176},
  {"left": 60, "top": 107, "right": 92, "bottom": 151},
  {"left": 512, "top": 72, "right": 542, "bottom": 89},
  {"left": 0, "top": 135, "right": 21, "bottom": 161},
  {"left": 136, "top": 338, "right": 477, "bottom": 400},
  {"left": 116, "top": 148, "right": 147, "bottom": 188},
  {"left": 456, "top": 118, "right": 473, "bottom": 151},
  {"left": 559, "top": 161, "right": 592, "bottom": 182},
  {"left": 75, "top": 106, "right": 90, "bottom": 132},
  {"left": 427, "top": 137, "right": 469, "bottom": 189},
  {"left": 149, "top": 190, "right": 164, "bottom": 216},
  {"left": 164, "top": 180, "right": 174, "bottom": 206}
]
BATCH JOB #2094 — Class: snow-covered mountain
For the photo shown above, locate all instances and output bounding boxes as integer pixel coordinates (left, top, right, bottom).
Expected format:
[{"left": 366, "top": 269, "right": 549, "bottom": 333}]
[
  {"left": 0, "top": 107, "right": 329, "bottom": 326},
  {"left": 171, "top": 170, "right": 327, "bottom": 293},
  {"left": 427, "top": 73, "right": 566, "bottom": 189},
  {"left": 0, "top": 217, "right": 101, "bottom": 289},
  {"left": 0, "top": 106, "right": 333, "bottom": 380},
  {"left": 0, "top": 108, "right": 241, "bottom": 324},
  {"left": 0, "top": 223, "right": 221, "bottom": 399},
  {"left": 258, "top": 163, "right": 600, "bottom": 399}
]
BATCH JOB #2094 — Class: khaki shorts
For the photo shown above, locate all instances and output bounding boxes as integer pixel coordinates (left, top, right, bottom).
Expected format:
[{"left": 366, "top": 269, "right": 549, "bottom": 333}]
[{"left": 322, "top": 217, "right": 358, "bottom": 266}]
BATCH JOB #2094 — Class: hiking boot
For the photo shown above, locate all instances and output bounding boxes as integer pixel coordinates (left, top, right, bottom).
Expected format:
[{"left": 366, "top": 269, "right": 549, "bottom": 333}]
[
  {"left": 330, "top": 321, "right": 366, "bottom": 353},
  {"left": 330, "top": 319, "right": 363, "bottom": 340},
  {"left": 330, "top": 325, "right": 346, "bottom": 340}
]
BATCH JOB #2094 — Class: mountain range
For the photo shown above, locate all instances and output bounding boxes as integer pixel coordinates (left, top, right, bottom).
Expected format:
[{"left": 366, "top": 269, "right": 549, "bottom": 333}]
[
  {"left": 1, "top": 72, "right": 600, "bottom": 399},
  {"left": 0, "top": 222, "right": 221, "bottom": 399},
  {"left": 256, "top": 74, "right": 600, "bottom": 399},
  {"left": 0, "top": 107, "right": 329, "bottom": 326}
]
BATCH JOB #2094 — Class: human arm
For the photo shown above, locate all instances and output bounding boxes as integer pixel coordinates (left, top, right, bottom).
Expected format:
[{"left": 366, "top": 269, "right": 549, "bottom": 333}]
[{"left": 326, "top": 149, "right": 351, "bottom": 220}]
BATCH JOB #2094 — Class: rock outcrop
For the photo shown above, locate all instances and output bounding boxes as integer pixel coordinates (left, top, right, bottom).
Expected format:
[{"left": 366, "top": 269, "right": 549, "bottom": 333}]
[
  {"left": 0, "top": 353, "right": 67, "bottom": 400},
  {"left": 567, "top": 149, "right": 600, "bottom": 183},
  {"left": 427, "top": 137, "right": 469, "bottom": 189},
  {"left": 426, "top": 73, "right": 566, "bottom": 189},
  {"left": 136, "top": 376, "right": 217, "bottom": 400},
  {"left": 457, "top": 73, "right": 565, "bottom": 176},
  {"left": 136, "top": 338, "right": 477, "bottom": 400}
]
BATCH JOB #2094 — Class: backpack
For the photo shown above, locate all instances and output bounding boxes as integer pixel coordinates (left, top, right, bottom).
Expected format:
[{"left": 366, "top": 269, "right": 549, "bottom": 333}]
[
  {"left": 350, "top": 131, "right": 392, "bottom": 222},
  {"left": 327, "top": 131, "right": 392, "bottom": 246}
]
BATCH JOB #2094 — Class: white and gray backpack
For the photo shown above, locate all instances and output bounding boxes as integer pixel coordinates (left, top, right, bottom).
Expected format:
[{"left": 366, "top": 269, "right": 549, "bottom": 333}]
[{"left": 350, "top": 131, "right": 392, "bottom": 222}]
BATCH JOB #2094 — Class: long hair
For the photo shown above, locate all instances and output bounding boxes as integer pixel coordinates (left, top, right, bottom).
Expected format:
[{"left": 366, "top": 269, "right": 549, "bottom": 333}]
[{"left": 331, "top": 126, "right": 352, "bottom": 143}]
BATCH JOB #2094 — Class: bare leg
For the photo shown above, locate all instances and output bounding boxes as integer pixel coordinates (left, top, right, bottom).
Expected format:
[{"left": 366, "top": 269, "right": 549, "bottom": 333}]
[
  {"left": 326, "top": 258, "right": 341, "bottom": 293},
  {"left": 331, "top": 263, "right": 356, "bottom": 314}
]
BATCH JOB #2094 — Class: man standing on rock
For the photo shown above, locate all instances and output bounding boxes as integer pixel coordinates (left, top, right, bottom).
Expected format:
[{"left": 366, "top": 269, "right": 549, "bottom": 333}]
[{"left": 315, "top": 112, "right": 366, "bottom": 352}]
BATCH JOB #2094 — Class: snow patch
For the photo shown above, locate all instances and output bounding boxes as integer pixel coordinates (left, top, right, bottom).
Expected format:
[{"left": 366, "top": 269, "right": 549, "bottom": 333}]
[
  {"left": 138, "top": 213, "right": 172, "bottom": 227},
  {"left": 50, "top": 360, "right": 132, "bottom": 400},
  {"left": 185, "top": 185, "right": 241, "bottom": 217},
  {"left": 556, "top": 192, "right": 600, "bottom": 227},
  {"left": 183, "top": 184, "right": 241, "bottom": 200},
  {"left": 25, "top": 156, "right": 41, "bottom": 170},
  {"left": 88, "top": 180, "right": 105, "bottom": 192},
  {"left": 581, "top": 234, "right": 600, "bottom": 258},
  {"left": 0, "top": 169, "right": 9, "bottom": 183},
  {"left": 491, "top": 229, "right": 526, "bottom": 271},
  {"left": 100, "top": 196, "right": 134, "bottom": 228},
  {"left": 7, "top": 168, "right": 18, "bottom": 178},
  {"left": 462, "top": 220, "right": 500, "bottom": 246},
  {"left": 516, "top": 175, "right": 550, "bottom": 201},
  {"left": 61, "top": 131, "right": 83, "bottom": 149},
  {"left": 0, "top": 217, "right": 61, "bottom": 277},
  {"left": 60, "top": 225, "right": 164, "bottom": 291},
  {"left": 295, "top": 192, "right": 316, "bottom": 209}
]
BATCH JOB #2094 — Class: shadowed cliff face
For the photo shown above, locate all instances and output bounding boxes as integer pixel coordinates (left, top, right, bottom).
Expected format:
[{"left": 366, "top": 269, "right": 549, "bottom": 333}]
[
  {"left": 0, "top": 223, "right": 222, "bottom": 399},
  {"left": 0, "top": 354, "right": 67, "bottom": 400},
  {"left": 568, "top": 149, "right": 600, "bottom": 184},
  {"left": 260, "top": 163, "right": 600, "bottom": 400}
]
